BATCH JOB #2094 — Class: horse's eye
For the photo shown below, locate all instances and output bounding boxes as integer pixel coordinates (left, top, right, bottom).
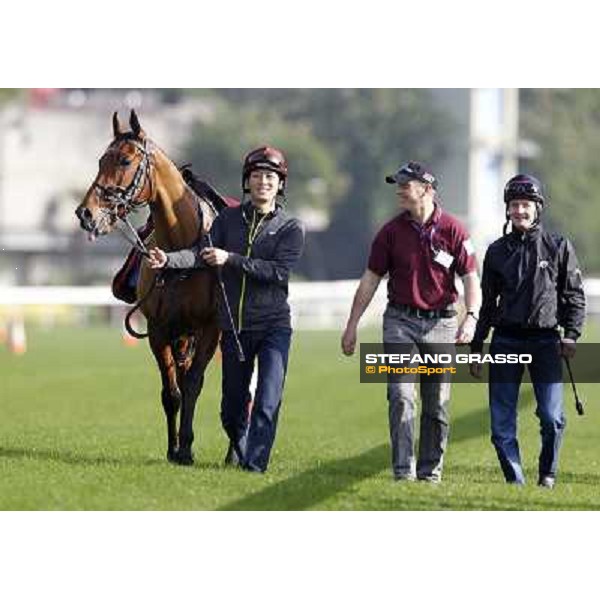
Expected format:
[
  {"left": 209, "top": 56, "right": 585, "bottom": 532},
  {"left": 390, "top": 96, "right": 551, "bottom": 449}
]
[{"left": 119, "top": 156, "right": 132, "bottom": 168}]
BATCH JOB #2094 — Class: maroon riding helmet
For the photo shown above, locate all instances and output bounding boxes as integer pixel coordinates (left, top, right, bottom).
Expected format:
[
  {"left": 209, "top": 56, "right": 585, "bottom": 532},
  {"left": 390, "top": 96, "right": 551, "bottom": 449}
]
[{"left": 242, "top": 146, "right": 288, "bottom": 194}]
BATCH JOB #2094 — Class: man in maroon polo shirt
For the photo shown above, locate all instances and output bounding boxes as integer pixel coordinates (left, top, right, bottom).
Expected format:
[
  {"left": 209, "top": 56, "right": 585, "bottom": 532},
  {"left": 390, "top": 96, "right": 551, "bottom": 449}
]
[{"left": 341, "top": 161, "right": 481, "bottom": 482}]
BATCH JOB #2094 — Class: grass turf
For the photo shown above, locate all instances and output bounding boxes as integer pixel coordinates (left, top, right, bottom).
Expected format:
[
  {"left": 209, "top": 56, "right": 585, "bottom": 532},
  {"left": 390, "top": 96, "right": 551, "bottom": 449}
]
[{"left": 1, "top": 326, "right": 598, "bottom": 510}]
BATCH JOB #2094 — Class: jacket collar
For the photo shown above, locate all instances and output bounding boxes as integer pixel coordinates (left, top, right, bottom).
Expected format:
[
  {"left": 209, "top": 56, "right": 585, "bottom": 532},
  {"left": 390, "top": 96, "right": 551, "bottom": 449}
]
[
  {"left": 508, "top": 223, "right": 543, "bottom": 243},
  {"left": 241, "top": 200, "right": 283, "bottom": 225}
]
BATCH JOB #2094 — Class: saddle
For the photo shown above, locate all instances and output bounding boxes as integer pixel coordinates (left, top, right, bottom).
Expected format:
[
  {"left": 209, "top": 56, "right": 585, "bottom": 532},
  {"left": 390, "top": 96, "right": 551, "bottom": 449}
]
[{"left": 112, "top": 167, "right": 239, "bottom": 304}]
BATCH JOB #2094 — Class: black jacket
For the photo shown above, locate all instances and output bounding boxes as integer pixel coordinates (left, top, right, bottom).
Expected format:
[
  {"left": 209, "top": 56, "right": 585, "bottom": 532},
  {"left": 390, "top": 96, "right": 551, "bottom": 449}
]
[
  {"left": 471, "top": 226, "right": 586, "bottom": 352},
  {"left": 164, "top": 202, "right": 305, "bottom": 331}
]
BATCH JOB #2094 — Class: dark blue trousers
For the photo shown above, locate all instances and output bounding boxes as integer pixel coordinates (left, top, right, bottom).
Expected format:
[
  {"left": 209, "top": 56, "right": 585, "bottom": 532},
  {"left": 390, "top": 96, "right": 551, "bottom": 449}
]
[
  {"left": 220, "top": 328, "right": 292, "bottom": 472},
  {"left": 489, "top": 331, "right": 566, "bottom": 484}
]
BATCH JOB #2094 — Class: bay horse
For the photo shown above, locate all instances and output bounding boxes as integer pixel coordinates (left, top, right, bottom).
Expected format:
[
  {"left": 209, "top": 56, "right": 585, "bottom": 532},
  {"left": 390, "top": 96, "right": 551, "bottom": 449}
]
[{"left": 75, "top": 110, "right": 220, "bottom": 466}]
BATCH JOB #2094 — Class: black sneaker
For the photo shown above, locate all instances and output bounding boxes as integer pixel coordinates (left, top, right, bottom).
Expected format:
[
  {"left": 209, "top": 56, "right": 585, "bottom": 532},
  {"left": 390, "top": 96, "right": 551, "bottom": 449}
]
[
  {"left": 538, "top": 475, "right": 555, "bottom": 489},
  {"left": 418, "top": 475, "right": 441, "bottom": 484},
  {"left": 394, "top": 474, "right": 416, "bottom": 482}
]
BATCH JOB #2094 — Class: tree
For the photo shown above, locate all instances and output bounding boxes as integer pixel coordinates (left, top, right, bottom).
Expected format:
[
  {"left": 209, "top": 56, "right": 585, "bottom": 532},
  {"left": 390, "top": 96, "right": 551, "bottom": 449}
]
[
  {"left": 209, "top": 89, "right": 454, "bottom": 277},
  {"left": 520, "top": 89, "right": 600, "bottom": 273},
  {"left": 0, "top": 89, "right": 20, "bottom": 104},
  {"left": 181, "top": 100, "right": 345, "bottom": 213}
]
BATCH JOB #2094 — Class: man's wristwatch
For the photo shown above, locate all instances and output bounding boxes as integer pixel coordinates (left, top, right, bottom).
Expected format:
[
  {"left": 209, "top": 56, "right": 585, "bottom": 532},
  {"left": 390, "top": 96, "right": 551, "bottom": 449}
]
[{"left": 466, "top": 311, "right": 478, "bottom": 321}]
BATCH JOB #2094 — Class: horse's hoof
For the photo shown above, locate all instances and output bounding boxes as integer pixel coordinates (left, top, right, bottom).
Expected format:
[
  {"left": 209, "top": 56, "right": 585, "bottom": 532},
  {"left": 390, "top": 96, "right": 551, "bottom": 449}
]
[
  {"left": 167, "top": 450, "right": 179, "bottom": 464},
  {"left": 173, "top": 449, "right": 194, "bottom": 466}
]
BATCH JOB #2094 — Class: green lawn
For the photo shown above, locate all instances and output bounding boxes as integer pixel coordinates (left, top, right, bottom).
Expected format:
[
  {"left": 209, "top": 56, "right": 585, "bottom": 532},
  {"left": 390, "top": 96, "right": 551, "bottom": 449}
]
[{"left": 1, "top": 326, "right": 598, "bottom": 510}]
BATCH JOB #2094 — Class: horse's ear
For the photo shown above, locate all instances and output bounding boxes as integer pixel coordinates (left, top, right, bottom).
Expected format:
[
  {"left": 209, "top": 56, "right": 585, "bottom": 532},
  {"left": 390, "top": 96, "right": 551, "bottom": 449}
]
[
  {"left": 129, "top": 109, "right": 145, "bottom": 138},
  {"left": 112, "top": 112, "right": 123, "bottom": 138}
]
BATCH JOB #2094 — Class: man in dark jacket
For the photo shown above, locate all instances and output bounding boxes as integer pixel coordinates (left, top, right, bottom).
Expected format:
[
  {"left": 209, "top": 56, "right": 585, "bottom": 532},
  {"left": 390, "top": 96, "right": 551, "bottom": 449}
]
[
  {"left": 470, "top": 174, "right": 586, "bottom": 488},
  {"left": 148, "top": 147, "right": 305, "bottom": 472}
]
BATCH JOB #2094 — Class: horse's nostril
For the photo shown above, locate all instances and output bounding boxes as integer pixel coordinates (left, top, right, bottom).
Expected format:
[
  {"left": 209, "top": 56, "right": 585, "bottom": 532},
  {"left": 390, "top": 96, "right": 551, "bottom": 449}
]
[
  {"left": 76, "top": 207, "right": 93, "bottom": 222},
  {"left": 75, "top": 206, "right": 95, "bottom": 232}
]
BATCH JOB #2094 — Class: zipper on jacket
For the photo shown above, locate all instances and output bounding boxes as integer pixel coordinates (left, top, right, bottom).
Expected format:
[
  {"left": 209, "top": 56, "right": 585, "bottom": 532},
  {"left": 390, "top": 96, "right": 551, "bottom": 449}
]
[{"left": 237, "top": 209, "right": 268, "bottom": 332}]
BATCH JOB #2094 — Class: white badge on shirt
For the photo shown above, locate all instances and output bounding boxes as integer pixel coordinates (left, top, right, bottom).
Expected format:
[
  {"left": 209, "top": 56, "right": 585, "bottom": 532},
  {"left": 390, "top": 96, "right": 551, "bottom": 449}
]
[{"left": 433, "top": 249, "right": 454, "bottom": 269}]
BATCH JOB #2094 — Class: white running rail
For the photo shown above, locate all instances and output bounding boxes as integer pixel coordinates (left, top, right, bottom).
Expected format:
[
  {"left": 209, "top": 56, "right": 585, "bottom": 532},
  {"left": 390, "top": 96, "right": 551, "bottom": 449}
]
[{"left": 1, "top": 279, "right": 599, "bottom": 330}]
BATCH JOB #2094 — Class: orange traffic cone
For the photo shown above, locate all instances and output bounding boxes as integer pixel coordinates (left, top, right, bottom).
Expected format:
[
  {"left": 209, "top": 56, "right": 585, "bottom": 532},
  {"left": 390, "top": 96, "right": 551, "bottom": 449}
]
[
  {"left": 121, "top": 309, "right": 140, "bottom": 347},
  {"left": 122, "top": 325, "right": 139, "bottom": 347},
  {"left": 8, "top": 318, "right": 27, "bottom": 355}
]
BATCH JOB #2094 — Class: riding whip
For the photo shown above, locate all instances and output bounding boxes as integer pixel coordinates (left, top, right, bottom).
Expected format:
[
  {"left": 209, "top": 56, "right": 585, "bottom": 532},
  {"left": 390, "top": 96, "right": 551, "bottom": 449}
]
[
  {"left": 206, "top": 232, "right": 245, "bottom": 362},
  {"left": 563, "top": 356, "right": 584, "bottom": 416}
]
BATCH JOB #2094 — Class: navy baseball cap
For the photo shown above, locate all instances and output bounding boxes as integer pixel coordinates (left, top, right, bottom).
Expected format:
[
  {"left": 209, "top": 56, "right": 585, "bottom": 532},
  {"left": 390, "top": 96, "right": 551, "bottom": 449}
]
[{"left": 385, "top": 161, "right": 438, "bottom": 189}]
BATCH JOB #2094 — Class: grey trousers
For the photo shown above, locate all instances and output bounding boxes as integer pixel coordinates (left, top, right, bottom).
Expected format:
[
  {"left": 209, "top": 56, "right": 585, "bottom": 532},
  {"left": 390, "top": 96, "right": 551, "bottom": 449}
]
[{"left": 382, "top": 305, "right": 457, "bottom": 482}]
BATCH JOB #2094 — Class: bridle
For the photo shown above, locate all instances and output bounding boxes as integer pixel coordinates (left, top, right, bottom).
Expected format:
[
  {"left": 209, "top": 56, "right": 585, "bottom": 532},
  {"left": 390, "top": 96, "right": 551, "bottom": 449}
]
[{"left": 94, "top": 137, "right": 154, "bottom": 256}]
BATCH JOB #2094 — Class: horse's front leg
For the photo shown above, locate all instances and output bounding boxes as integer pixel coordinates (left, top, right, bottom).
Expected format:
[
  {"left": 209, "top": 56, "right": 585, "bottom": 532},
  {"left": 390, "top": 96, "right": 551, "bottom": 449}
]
[
  {"left": 177, "top": 323, "right": 220, "bottom": 466},
  {"left": 148, "top": 326, "right": 181, "bottom": 463}
]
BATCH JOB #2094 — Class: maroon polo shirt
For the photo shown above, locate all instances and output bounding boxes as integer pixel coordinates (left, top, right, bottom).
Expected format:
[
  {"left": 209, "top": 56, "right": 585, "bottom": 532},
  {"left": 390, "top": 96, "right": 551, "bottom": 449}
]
[{"left": 368, "top": 205, "right": 477, "bottom": 310}]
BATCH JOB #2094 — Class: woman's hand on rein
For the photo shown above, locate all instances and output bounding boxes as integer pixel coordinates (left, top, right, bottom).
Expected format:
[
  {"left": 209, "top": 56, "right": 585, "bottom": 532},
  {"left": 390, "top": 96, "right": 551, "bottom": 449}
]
[
  {"left": 147, "top": 247, "right": 167, "bottom": 269},
  {"left": 200, "top": 247, "right": 230, "bottom": 267}
]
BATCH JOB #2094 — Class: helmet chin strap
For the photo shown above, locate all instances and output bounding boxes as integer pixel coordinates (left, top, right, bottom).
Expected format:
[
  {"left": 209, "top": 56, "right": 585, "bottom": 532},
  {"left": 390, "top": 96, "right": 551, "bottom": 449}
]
[
  {"left": 531, "top": 202, "right": 543, "bottom": 227},
  {"left": 503, "top": 213, "right": 511, "bottom": 236}
]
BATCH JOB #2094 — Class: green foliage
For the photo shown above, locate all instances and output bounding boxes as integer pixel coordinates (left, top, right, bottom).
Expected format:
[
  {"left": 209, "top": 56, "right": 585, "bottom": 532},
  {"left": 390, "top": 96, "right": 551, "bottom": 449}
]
[
  {"left": 180, "top": 101, "right": 346, "bottom": 209},
  {"left": 213, "top": 89, "right": 452, "bottom": 225},
  {"left": 0, "top": 88, "right": 21, "bottom": 104},
  {"left": 1, "top": 326, "right": 598, "bottom": 510},
  {"left": 521, "top": 89, "right": 600, "bottom": 273},
  {"left": 281, "top": 90, "right": 452, "bottom": 240},
  {"left": 184, "top": 90, "right": 454, "bottom": 276}
]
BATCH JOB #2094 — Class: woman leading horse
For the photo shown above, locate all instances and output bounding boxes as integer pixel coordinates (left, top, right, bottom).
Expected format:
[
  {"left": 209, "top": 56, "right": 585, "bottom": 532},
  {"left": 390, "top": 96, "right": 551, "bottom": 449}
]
[{"left": 147, "top": 147, "right": 306, "bottom": 473}]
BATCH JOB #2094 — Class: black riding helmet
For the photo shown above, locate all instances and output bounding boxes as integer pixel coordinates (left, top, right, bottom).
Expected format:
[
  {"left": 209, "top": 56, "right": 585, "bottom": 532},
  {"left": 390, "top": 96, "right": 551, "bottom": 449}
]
[
  {"left": 504, "top": 174, "right": 545, "bottom": 205},
  {"left": 502, "top": 174, "right": 545, "bottom": 234}
]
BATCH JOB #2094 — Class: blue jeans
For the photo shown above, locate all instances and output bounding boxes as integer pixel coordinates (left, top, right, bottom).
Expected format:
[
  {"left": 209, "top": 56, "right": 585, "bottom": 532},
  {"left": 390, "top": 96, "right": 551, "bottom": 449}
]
[
  {"left": 489, "top": 331, "right": 566, "bottom": 484},
  {"left": 220, "top": 328, "right": 292, "bottom": 473}
]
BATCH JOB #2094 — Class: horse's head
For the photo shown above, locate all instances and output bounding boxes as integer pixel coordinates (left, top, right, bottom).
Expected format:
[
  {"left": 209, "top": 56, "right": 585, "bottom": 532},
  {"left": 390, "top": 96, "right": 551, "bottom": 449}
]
[{"left": 75, "top": 110, "right": 154, "bottom": 240}]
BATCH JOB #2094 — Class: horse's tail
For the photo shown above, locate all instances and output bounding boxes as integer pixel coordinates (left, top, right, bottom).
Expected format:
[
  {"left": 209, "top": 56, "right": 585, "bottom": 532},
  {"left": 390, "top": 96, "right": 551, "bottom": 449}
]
[{"left": 123, "top": 273, "right": 160, "bottom": 339}]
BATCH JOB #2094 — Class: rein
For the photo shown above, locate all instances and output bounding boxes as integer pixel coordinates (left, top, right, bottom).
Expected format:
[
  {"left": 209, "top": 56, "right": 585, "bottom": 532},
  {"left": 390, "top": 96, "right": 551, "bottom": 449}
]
[
  {"left": 125, "top": 193, "right": 219, "bottom": 339},
  {"left": 116, "top": 150, "right": 218, "bottom": 339},
  {"left": 117, "top": 216, "right": 152, "bottom": 258}
]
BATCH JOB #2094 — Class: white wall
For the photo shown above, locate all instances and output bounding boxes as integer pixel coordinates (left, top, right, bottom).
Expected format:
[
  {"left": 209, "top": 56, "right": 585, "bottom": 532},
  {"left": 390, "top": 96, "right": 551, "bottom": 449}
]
[{"left": 0, "top": 98, "right": 206, "bottom": 233}]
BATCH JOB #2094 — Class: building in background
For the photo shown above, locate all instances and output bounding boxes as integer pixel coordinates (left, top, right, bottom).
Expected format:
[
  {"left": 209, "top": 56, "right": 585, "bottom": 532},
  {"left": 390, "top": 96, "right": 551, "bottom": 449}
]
[
  {"left": 0, "top": 88, "right": 521, "bottom": 285},
  {"left": 0, "top": 89, "right": 212, "bottom": 285},
  {"left": 430, "top": 89, "right": 520, "bottom": 258}
]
